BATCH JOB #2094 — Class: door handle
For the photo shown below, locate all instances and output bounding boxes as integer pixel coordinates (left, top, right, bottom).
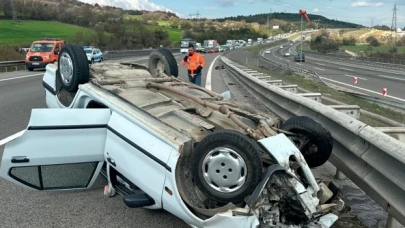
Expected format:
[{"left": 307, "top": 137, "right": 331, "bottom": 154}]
[
  {"left": 11, "top": 156, "right": 30, "bottom": 163},
  {"left": 107, "top": 157, "right": 116, "bottom": 167}
]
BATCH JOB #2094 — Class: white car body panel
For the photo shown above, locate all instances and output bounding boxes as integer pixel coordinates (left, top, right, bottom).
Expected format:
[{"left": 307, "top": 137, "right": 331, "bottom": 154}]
[
  {"left": 105, "top": 111, "right": 174, "bottom": 209},
  {"left": 0, "top": 109, "right": 109, "bottom": 191}
]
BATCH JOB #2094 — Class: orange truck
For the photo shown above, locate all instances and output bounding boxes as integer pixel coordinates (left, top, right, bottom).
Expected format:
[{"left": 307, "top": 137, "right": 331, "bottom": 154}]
[{"left": 25, "top": 38, "right": 66, "bottom": 71}]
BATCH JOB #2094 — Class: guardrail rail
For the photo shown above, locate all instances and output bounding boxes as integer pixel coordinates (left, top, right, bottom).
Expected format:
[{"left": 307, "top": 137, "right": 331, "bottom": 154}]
[
  {"left": 0, "top": 48, "right": 180, "bottom": 72},
  {"left": 219, "top": 55, "right": 405, "bottom": 228}
]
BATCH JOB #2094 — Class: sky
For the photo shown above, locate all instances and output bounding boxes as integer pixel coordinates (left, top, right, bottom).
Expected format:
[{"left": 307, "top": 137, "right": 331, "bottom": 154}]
[{"left": 80, "top": 0, "right": 405, "bottom": 28}]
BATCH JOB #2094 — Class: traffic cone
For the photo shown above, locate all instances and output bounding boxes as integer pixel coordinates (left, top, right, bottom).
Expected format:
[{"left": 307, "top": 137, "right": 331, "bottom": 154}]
[
  {"left": 353, "top": 77, "right": 357, "bottom": 84},
  {"left": 382, "top": 88, "right": 387, "bottom": 96}
]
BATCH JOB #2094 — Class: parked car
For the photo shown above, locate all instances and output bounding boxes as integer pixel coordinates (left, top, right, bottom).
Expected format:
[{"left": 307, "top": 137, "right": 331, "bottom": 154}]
[
  {"left": 0, "top": 45, "right": 343, "bottom": 228},
  {"left": 83, "top": 47, "right": 103, "bottom": 64}
]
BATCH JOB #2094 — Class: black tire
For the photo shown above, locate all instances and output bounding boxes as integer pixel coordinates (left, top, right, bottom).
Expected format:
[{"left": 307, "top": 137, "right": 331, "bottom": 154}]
[
  {"left": 280, "top": 116, "right": 333, "bottom": 168},
  {"left": 192, "top": 129, "right": 263, "bottom": 204},
  {"left": 148, "top": 48, "right": 178, "bottom": 77},
  {"left": 28, "top": 67, "right": 33, "bottom": 71},
  {"left": 57, "top": 44, "right": 89, "bottom": 93}
]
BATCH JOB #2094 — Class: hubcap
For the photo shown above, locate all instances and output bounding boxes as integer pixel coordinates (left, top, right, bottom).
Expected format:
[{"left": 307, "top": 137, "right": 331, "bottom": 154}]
[
  {"left": 59, "top": 53, "right": 73, "bottom": 84},
  {"left": 156, "top": 59, "right": 165, "bottom": 72},
  {"left": 202, "top": 147, "right": 247, "bottom": 193}
]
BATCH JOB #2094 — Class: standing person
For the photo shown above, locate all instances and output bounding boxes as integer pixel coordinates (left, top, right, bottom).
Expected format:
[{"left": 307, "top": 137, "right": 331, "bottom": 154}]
[{"left": 181, "top": 43, "right": 206, "bottom": 86}]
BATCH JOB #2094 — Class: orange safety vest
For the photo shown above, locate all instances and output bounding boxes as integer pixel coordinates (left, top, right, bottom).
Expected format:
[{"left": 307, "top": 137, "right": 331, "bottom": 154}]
[{"left": 181, "top": 53, "right": 206, "bottom": 74}]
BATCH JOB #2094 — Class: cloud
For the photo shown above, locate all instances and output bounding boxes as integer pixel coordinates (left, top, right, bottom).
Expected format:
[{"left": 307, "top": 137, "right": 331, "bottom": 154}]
[
  {"left": 219, "top": 0, "right": 237, "bottom": 7},
  {"left": 78, "top": 0, "right": 181, "bottom": 16},
  {"left": 351, "top": 1, "right": 384, "bottom": 7},
  {"left": 312, "top": 8, "right": 321, "bottom": 13},
  {"left": 248, "top": 0, "right": 254, "bottom": 3}
]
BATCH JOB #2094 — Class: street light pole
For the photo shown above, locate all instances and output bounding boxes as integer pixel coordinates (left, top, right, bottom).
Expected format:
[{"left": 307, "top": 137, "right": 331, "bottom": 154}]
[{"left": 301, "top": 14, "right": 303, "bottom": 55}]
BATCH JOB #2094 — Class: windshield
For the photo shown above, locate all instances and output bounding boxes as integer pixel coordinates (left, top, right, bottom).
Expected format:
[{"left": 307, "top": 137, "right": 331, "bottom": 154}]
[
  {"left": 84, "top": 49, "right": 93, "bottom": 54},
  {"left": 30, "top": 43, "right": 54, "bottom": 52},
  {"left": 181, "top": 41, "right": 190, "bottom": 48}
]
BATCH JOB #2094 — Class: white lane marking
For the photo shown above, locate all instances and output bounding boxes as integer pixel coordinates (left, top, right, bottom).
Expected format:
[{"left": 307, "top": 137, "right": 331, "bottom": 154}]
[
  {"left": 0, "top": 130, "right": 25, "bottom": 146},
  {"left": 378, "top": 74, "right": 405, "bottom": 82},
  {"left": 296, "top": 63, "right": 302, "bottom": 65},
  {"left": 339, "top": 67, "right": 354, "bottom": 72},
  {"left": 344, "top": 74, "right": 367, "bottom": 80},
  {"left": 316, "top": 63, "right": 325, "bottom": 66},
  {"left": 320, "top": 77, "right": 405, "bottom": 102},
  {"left": 206, "top": 55, "right": 221, "bottom": 91},
  {"left": 0, "top": 73, "right": 43, "bottom": 82},
  {"left": 313, "top": 67, "right": 325, "bottom": 71}
]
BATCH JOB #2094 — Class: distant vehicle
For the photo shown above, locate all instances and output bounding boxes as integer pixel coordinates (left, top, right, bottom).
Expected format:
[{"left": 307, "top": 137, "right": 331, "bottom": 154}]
[
  {"left": 84, "top": 48, "right": 103, "bottom": 64},
  {"left": 265, "top": 50, "right": 271, "bottom": 54},
  {"left": 284, "top": 52, "right": 291, "bottom": 57},
  {"left": 204, "top": 40, "right": 218, "bottom": 49},
  {"left": 280, "top": 45, "right": 283, "bottom": 49},
  {"left": 294, "top": 53, "right": 306, "bottom": 62},
  {"left": 180, "top": 38, "right": 196, "bottom": 53},
  {"left": 25, "top": 38, "right": 66, "bottom": 71}
]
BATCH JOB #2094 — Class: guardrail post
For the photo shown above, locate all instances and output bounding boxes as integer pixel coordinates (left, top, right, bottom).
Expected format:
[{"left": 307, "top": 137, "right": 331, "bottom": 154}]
[{"left": 387, "top": 214, "right": 405, "bottom": 228}]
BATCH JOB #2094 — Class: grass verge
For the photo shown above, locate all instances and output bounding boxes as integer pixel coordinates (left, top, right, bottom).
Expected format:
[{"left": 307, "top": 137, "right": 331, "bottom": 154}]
[{"left": 0, "top": 20, "right": 94, "bottom": 47}]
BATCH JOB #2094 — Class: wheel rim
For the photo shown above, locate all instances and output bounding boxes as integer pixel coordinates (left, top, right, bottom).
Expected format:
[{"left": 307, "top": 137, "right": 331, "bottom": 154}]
[
  {"left": 59, "top": 53, "right": 73, "bottom": 85},
  {"left": 202, "top": 147, "right": 247, "bottom": 193},
  {"left": 156, "top": 59, "right": 165, "bottom": 73}
]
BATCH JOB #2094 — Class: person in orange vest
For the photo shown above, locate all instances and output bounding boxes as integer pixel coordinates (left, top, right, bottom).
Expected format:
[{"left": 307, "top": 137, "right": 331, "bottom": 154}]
[{"left": 181, "top": 43, "right": 206, "bottom": 86}]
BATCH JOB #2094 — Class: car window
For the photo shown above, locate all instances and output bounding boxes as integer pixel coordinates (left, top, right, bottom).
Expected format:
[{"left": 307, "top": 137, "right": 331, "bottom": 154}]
[{"left": 9, "top": 162, "right": 99, "bottom": 190}]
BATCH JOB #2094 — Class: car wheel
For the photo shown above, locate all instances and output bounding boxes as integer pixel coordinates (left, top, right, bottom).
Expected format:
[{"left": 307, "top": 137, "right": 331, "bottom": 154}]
[
  {"left": 28, "top": 67, "right": 33, "bottom": 71},
  {"left": 280, "top": 116, "right": 333, "bottom": 168},
  {"left": 192, "top": 129, "right": 263, "bottom": 204},
  {"left": 57, "top": 44, "right": 89, "bottom": 93},
  {"left": 148, "top": 48, "right": 178, "bottom": 77}
]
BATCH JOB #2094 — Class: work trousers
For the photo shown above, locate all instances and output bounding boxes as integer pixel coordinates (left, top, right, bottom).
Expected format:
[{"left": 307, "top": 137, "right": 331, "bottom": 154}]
[{"left": 188, "top": 72, "right": 202, "bottom": 86}]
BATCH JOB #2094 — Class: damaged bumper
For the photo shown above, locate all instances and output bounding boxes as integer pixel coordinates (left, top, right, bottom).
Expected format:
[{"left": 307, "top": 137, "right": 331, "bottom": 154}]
[{"left": 200, "top": 134, "right": 344, "bottom": 228}]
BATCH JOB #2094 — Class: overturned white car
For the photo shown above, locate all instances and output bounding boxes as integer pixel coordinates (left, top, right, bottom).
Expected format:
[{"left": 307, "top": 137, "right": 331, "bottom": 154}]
[{"left": 0, "top": 45, "right": 344, "bottom": 227}]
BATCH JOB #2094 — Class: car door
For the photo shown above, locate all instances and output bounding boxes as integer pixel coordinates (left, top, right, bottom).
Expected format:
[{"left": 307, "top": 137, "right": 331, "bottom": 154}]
[
  {"left": 104, "top": 111, "right": 174, "bottom": 208},
  {"left": 0, "top": 108, "right": 111, "bottom": 191}
]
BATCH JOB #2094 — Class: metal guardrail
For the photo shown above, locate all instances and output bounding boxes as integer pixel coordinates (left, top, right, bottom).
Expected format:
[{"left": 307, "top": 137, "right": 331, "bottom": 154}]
[
  {"left": 0, "top": 48, "right": 180, "bottom": 72},
  {"left": 300, "top": 49, "right": 405, "bottom": 71},
  {"left": 219, "top": 56, "right": 405, "bottom": 227}
]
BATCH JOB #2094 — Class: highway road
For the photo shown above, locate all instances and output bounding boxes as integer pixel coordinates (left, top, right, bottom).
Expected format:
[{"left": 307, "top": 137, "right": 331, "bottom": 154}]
[
  {"left": 274, "top": 44, "right": 405, "bottom": 104},
  {"left": 269, "top": 43, "right": 405, "bottom": 105},
  {"left": 0, "top": 51, "right": 227, "bottom": 227}
]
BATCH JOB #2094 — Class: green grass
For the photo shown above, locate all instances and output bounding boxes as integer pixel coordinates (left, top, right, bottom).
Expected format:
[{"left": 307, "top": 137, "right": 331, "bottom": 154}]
[
  {"left": 342, "top": 45, "right": 405, "bottom": 54},
  {"left": 287, "top": 33, "right": 301, "bottom": 41},
  {"left": 157, "top": 20, "right": 170, "bottom": 26},
  {"left": 145, "top": 25, "right": 182, "bottom": 42},
  {"left": 0, "top": 20, "right": 94, "bottom": 46}
]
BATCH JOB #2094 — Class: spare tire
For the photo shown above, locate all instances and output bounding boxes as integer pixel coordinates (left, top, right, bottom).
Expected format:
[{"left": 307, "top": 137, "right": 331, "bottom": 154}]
[
  {"left": 148, "top": 48, "right": 178, "bottom": 77},
  {"left": 57, "top": 44, "right": 89, "bottom": 92},
  {"left": 192, "top": 129, "right": 263, "bottom": 204},
  {"left": 280, "top": 116, "right": 333, "bottom": 168}
]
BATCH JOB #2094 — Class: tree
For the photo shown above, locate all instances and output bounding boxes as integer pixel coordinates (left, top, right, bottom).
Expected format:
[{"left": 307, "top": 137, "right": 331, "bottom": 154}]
[{"left": 366, "top": 36, "right": 380, "bottom": 47}]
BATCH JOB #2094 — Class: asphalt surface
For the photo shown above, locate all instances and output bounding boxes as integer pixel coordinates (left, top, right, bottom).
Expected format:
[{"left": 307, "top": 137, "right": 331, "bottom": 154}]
[
  {"left": 0, "top": 51, "right": 226, "bottom": 228},
  {"left": 269, "top": 43, "right": 405, "bottom": 104}
]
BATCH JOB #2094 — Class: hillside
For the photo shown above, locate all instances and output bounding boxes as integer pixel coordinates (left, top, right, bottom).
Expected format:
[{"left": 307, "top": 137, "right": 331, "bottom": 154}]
[
  {"left": 215, "top": 13, "right": 364, "bottom": 30},
  {"left": 0, "top": 20, "right": 95, "bottom": 47}
]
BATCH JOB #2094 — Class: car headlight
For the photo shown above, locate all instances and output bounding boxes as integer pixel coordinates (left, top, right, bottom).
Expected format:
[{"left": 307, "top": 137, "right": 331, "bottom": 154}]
[{"left": 44, "top": 55, "right": 51, "bottom": 59}]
